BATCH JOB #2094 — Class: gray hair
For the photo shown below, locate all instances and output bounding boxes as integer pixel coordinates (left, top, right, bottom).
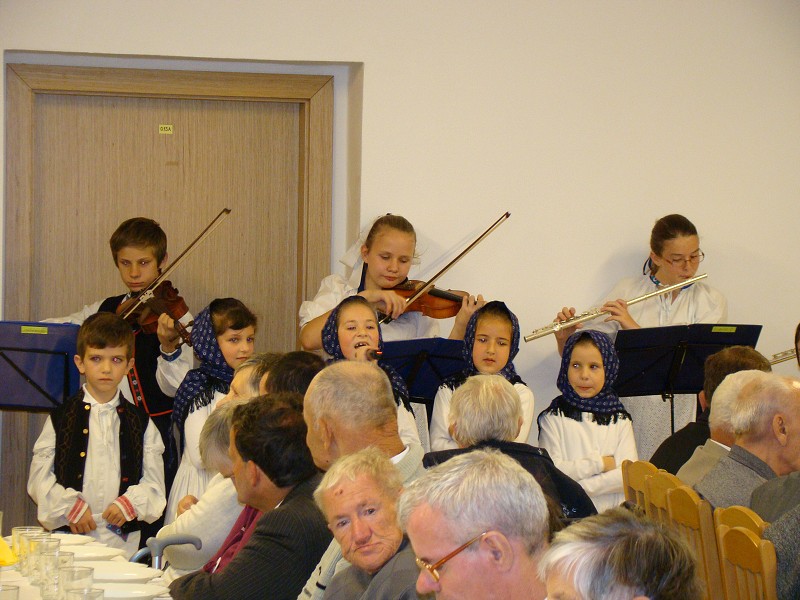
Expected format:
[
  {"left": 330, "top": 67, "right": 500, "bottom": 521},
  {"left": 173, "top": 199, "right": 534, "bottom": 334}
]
[
  {"left": 397, "top": 449, "right": 548, "bottom": 556},
  {"left": 708, "top": 370, "right": 753, "bottom": 435},
  {"left": 236, "top": 352, "right": 284, "bottom": 392},
  {"left": 725, "top": 371, "right": 800, "bottom": 438},
  {"left": 538, "top": 507, "right": 702, "bottom": 600},
  {"left": 199, "top": 397, "right": 250, "bottom": 472},
  {"left": 313, "top": 447, "right": 403, "bottom": 517},
  {"left": 449, "top": 375, "right": 521, "bottom": 446},
  {"left": 305, "top": 361, "right": 397, "bottom": 429}
]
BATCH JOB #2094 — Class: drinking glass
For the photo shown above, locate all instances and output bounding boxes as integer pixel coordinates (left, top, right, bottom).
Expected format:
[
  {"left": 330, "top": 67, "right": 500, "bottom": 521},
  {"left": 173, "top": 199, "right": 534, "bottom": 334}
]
[
  {"left": 0, "top": 585, "right": 19, "bottom": 600},
  {"left": 10, "top": 525, "right": 43, "bottom": 557},
  {"left": 19, "top": 532, "right": 50, "bottom": 577},
  {"left": 65, "top": 590, "right": 104, "bottom": 600},
  {"left": 30, "top": 537, "right": 61, "bottom": 585},
  {"left": 39, "top": 550, "right": 74, "bottom": 600},
  {"left": 58, "top": 566, "right": 94, "bottom": 600}
]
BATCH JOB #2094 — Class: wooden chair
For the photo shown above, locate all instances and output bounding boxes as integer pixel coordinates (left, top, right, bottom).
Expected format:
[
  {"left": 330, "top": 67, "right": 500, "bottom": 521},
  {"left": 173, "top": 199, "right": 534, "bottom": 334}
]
[
  {"left": 714, "top": 506, "right": 768, "bottom": 538},
  {"left": 645, "top": 469, "right": 683, "bottom": 525},
  {"left": 621, "top": 459, "right": 657, "bottom": 509},
  {"left": 716, "top": 524, "right": 777, "bottom": 600},
  {"left": 667, "top": 485, "right": 724, "bottom": 600}
]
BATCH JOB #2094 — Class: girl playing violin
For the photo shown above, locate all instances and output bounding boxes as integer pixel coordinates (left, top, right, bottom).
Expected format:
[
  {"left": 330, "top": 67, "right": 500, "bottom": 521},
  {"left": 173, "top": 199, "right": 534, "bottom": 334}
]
[
  {"left": 429, "top": 301, "right": 535, "bottom": 451},
  {"left": 299, "top": 214, "right": 484, "bottom": 351},
  {"left": 553, "top": 214, "right": 727, "bottom": 459},
  {"left": 321, "top": 295, "right": 423, "bottom": 447}
]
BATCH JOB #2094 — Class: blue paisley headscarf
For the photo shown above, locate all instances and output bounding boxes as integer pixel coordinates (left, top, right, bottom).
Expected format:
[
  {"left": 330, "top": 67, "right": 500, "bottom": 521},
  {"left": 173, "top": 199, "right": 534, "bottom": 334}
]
[
  {"left": 442, "top": 301, "right": 524, "bottom": 391},
  {"left": 547, "top": 329, "right": 628, "bottom": 422},
  {"left": 172, "top": 305, "right": 234, "bottom": 446},
  {"left": 322, "top": 296, "right": 413, "bottom": 413}
]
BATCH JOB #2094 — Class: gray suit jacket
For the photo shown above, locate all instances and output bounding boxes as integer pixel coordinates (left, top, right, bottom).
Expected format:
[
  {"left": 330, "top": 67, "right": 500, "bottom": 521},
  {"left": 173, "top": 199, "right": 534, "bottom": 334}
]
[
  {"left": 751, "top": 471, "right": 800, "bottom": 522},
  {"left": 694, "top": 445, "right": 776, "bottom": 509},
  {"left": 170, "top": 473, "right": 330, "bottom": 600},
  {"left": 764, "top": 503, "right": 800, "bottom": 600},
  {"left": 325, "top": 538, "right": 421, "bottom": 600},
  {"left": 676, "top": 439, "right": 729, "bottom": 487}
]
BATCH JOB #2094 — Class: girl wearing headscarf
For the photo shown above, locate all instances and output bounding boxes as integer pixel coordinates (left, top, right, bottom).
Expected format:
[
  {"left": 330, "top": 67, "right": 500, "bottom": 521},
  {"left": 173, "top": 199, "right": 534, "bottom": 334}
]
[
  {"left": 322, "top": 295, "right": 422, "bottom": 447},
  {"left": 429, "top": 301, "right": 535, "bottom": 451},
  {"left": 165, "top": 298, "right": 256, "bottom": 525},
  {"left": 537, "top": 330, "right": 637, "bottom": 512}
]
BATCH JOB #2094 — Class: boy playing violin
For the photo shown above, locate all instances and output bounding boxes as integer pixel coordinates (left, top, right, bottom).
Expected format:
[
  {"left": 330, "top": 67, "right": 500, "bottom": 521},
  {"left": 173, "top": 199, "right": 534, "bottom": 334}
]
[{"left": 44, "top": 218, "right": 193, "bottom": 497}]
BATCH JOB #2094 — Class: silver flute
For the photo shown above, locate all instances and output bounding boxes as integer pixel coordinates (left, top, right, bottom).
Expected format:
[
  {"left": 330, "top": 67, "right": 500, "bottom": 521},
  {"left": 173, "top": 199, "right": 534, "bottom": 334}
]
[
  {"left": 770, "top": 348, "right": 797, "bottom": 366},
  {"left": 524, "top": 273, "right": 709, "bottom": 342}
]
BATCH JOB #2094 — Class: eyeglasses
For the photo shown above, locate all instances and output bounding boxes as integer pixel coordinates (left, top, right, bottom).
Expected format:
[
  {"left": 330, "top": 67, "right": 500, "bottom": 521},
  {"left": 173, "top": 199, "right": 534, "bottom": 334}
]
[
  {"left": 415, "top": 531, "right": 487, "bottom": 583},
  {"left": 662, "top": 251, "right": 704, "bottom": 268}
]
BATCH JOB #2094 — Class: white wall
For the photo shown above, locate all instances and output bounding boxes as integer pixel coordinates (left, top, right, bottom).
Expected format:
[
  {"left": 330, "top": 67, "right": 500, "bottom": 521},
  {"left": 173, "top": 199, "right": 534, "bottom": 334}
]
[{"left": 2, "top": 1, "right": 799, "bottom": 420}]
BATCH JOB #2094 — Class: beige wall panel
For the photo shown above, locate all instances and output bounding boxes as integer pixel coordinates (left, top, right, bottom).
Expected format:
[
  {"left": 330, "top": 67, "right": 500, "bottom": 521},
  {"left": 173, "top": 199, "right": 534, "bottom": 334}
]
[{"left": 31, "top": 93, "right": 300, "bottom": 346}]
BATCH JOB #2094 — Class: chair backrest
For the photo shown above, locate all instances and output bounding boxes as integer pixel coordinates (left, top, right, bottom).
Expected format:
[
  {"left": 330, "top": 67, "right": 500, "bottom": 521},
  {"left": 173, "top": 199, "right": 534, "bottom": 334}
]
[
  {"left": 716, "top": 524, "right": 777, "bottom": 600},
  {"left": 622, "top": 459, "right": 658, "bottom": 508},
  {"left": 645, "top": 470, "right": 683, "bottom": 525},
  {"left": 667, "top": 485, "right": 724, "bottom": 600},
  {"left": 714, "top": 506, "right": 768, "bottom": 538}
]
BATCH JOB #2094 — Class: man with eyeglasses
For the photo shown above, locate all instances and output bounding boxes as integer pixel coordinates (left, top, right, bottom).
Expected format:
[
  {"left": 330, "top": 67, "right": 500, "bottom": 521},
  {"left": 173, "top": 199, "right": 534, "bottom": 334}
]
[{"left": 398, "top": 449, "right": 549, "bottom": 600}]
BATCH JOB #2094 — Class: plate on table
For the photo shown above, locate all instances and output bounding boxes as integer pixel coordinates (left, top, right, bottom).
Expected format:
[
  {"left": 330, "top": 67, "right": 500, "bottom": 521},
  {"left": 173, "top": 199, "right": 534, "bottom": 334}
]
[
  {"left": 84, "top": 563, "right": 161, "bottom": 583},
  {"left": 81, "top": 560, "right": 148, "bottom": 570},
  {"left": 51, "top": 533, "right": 94, "bottom": 545},
  {"left": 95, "top": 582, "right": 170, "bottom": 599},
  {"left": 69, "top": 545, "right": 126, "bottom": 561}
]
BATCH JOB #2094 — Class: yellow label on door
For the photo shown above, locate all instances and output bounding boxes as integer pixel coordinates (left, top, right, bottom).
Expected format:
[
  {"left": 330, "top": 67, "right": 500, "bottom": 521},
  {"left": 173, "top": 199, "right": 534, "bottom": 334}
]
[{"left": 159, "top": 124, "right": 174, "bottom": 134}]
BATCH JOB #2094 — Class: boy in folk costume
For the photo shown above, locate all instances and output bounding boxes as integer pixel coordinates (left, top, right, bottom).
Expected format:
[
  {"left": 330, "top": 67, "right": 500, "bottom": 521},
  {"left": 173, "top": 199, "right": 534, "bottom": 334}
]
[{"left": 28, "top": 313, "right": 166, "bottom": 557}]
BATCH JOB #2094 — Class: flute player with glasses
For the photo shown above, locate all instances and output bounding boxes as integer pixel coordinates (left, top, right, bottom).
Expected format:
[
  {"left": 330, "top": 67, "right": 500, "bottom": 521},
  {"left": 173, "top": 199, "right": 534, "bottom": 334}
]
[{"left": 551, "top": 214, "right": 728, "bottom": 460}]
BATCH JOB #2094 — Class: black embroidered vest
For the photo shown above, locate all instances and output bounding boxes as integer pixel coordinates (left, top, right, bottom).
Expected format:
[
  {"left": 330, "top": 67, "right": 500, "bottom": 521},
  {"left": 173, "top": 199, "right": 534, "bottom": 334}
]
[
  {"left": 51, "top": 389, "right": 149, "bottom": 533},
  {"left": 98, "top": 294, "right": 174, "bottom": 417}
]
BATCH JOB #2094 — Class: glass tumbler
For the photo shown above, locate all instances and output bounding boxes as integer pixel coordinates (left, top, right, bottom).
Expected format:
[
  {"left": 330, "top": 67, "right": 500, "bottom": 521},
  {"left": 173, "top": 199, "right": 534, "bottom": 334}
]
[
  {"left": 0, "top": 585, "right": 19, "bottom": 600},
  {"left": 39, "top": 550, "right": 73, "bottom": 600},
  {"left": 19, "top": 532, "right": 50, "bottom": 577},
  {"left": 30, "top": 537, "right": 61, "bottom": 585},
  {"left": 58, "top": 566, "right": 94, "bottom": 600},
  {"left": 10, "top": 525, "right": 43, "bottom": 558}
]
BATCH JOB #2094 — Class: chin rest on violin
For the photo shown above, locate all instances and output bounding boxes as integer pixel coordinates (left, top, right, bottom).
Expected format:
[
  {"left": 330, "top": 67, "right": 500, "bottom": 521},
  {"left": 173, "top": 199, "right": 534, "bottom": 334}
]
[{"left": 391, "top": 280, "right": 467, "bottom": 319}]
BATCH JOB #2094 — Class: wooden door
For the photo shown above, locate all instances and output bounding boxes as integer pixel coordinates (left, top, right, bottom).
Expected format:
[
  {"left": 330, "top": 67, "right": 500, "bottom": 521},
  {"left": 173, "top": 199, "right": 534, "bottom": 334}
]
[{"left": 2, "top": 64, "right": 333, "bottom": 528}]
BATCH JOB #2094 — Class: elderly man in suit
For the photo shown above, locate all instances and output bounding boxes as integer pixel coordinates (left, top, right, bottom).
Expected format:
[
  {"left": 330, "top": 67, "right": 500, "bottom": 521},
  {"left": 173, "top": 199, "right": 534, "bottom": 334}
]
[
  {"left": 694, "top": 371, "right": 800, "bottom": 509},
  {"left": 170, "top": 393, "right": 331, "bottom": 600}
]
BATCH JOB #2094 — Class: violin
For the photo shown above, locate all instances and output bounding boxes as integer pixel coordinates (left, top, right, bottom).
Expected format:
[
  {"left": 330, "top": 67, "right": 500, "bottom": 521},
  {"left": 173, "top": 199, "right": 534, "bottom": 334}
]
[
  {"left": 118, "top": 208, "right": 232, "bottom": 347},
  {"left": 379, "top": 211, "right": 510, "bottom": 324},
  {"left": 392, "top": 280, "right": 468, "bottom": 319},
  {"left": 117, "top": 280, "right": 192, "bottom": 343}
]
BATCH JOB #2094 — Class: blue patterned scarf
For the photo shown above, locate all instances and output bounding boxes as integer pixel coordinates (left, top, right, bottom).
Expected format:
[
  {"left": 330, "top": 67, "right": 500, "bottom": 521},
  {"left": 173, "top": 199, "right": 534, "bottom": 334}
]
[
  {"left": 172, "top": 306, "right": 234, "bottom": 445},
  {"left": 322, "top": 296, "right": 413, "bottom": 412},
  {"left": 547, "top": 330, "right": 628, "bottom": 422},
  {"left": 442, "top": 301, "right": 524, "bottom": 391}
]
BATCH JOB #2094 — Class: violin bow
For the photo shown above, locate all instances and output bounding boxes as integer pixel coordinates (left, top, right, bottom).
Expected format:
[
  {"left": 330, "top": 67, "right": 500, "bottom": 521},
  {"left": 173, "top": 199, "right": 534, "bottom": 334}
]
[
  {"left": 121, "top": 208, "right": 232, "bottom": 320},
  {"left": 379, "top": 211, "right": 511, "bottom": 324}
]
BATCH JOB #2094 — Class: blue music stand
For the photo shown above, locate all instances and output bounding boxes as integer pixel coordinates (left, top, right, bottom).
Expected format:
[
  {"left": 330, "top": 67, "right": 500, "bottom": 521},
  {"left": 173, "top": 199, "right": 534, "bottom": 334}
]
[
  {"left": 615, "top": 323, "right": 762, "bottom": 433},
  {"left": 0, "top": 321, "right": 81, "bottom": 411},
  {"left": 380, "top": 338, "right": 467, "bottom": 422}
]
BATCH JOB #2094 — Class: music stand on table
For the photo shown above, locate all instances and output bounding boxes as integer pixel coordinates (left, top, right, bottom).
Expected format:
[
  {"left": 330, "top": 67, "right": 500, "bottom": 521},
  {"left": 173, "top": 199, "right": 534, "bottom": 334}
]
[
  {"left": 614, "top": 324, "right": 762, "bottom": 434},
  {"left": 0, "top": 321, "right": 81, "bottom": 411},
  {"left": 380, "top": 338, "right": 466, "bottom": 423}
]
